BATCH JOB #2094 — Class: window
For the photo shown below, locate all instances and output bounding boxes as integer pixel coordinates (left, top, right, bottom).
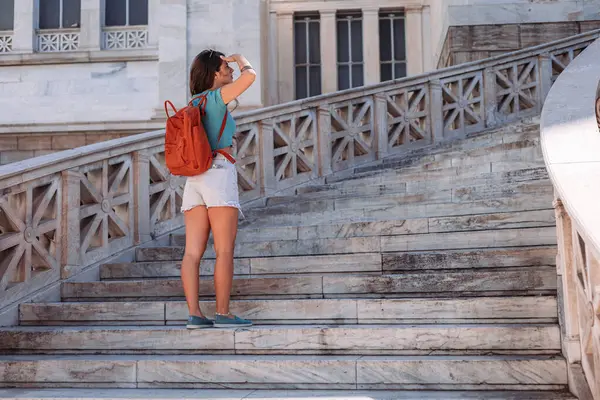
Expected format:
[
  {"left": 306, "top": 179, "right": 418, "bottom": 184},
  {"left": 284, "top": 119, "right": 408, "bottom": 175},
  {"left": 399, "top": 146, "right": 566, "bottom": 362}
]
[
  {"left": 337, "top": 11, "right": 363, "bottom": 90},
  {"left": 0, "top": 0, "right": 14, "bottom": 31},
  {"left": 294, "top": 14, "right": 321, "bottom": 100},
  {"left": 38, "top": 0, "right": 81, "bottom": 29},
  {"left": 379, "top": 10, "right": 407, "bottom": 82},
  {"left": 105, "top": 0, "right": 148, "bottom": 26}
]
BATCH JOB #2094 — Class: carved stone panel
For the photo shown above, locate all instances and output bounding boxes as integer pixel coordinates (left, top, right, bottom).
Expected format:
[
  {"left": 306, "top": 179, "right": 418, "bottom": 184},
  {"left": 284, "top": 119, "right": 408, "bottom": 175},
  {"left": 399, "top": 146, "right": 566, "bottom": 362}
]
[
  {"left": 329, "top": 98, "right": 375, "bottom": 172},
  {"left": 147, "top": 147, "right": 185, "bottom": 238},
  {"left": 383, "top": 84, "right": 431, "bottom": 153},
  {"left": 493, "top": 58, "right": 540, "bottom": 124},
  {"left": 440, "top": 71, "right": 484, "bottom": 137},
  {"left": 77, "top": 155, "right": 134, "bottom": 266},
  {"left": 235, "top": 122, "right": 261, "bottom": 202},
  {"left": 0, "top": 175, "right": 62, "bottom": 292},
  {"left": 271, "top": 110, "right": 318, "bottom": 190}
]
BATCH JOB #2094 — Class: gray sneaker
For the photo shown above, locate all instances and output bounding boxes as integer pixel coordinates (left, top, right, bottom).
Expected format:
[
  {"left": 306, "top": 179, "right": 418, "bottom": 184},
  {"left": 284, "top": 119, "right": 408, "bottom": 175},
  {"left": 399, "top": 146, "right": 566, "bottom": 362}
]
[
  {"left": 186, "top": 315, "right": 214, "bottom": 329},
  {"left": 213, "top": 313, "right": 253, "bottom": 328}
]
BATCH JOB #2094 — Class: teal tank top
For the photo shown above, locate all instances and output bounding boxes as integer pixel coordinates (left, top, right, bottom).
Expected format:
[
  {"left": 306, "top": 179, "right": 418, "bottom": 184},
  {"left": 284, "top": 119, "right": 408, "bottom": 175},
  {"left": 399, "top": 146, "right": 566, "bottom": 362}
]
[{"left": 191, "top": 89, "right": 236, "bottom": 150}]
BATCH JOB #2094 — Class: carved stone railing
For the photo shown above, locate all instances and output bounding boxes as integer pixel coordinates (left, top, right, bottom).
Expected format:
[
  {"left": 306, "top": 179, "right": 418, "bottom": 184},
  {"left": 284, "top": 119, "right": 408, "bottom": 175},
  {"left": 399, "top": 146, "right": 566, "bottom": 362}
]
[
  {"left": 36, "top": 28, "right": 80, "bottom": 52},
  {"left": 103, "top": 26, "right": 149, "bottom": 50},
  {"left": 231, "top": 29, "right": 600, "bottom": 202},
  {"left": 1, "top": 29, "right": 599, "bottom": 321},
  {"left": 541, "top": 36, "right": 600, "bottom": 398},
  {"left": 0, "top": 133, "right": 183, "bottom": 315}
]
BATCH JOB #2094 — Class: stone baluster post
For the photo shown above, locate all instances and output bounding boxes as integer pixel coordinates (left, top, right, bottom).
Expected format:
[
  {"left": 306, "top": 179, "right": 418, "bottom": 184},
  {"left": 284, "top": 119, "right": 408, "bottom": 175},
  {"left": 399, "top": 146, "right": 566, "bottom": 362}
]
[
  {"left": 374, "top": 93, "right": 389, "bottom": 158},
  {"left": 259, "top": 119, "right": 276, "bottom": 196},
  {"left": 429, "top": 79, "right": 444, "bottom": 143},
  {"left": 538, "top": 53, "right": 553, "bottom": 108},
  {"left": 483, "top": 67, "right": 498, "bottom": 129},
  {"left": 61, "top": 169, "right": 81, "bottom": 279},
  {"left": 133, "top": 150, "right": 151, "bottom": 244},
  {"left": 317, "top": 105, "right": 332, "bottom": 177}
]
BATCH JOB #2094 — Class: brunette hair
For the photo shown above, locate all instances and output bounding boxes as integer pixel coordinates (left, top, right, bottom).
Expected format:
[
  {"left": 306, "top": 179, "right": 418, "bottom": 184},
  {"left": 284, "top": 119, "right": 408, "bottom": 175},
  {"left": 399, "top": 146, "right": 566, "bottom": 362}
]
[{"left": 189, "top": 49, "right": 239, "bottom": 111}]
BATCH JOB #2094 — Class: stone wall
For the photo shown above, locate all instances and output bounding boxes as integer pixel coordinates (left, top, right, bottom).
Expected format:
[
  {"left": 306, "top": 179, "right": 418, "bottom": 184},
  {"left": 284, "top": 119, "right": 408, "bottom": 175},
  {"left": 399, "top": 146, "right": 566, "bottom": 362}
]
[
  {"left": 0, "top": 131, "right": 143, "bottom": 165},
  {"left": 438, "top": 20, "right": 600, "bottom": 68},
  {"left": 0, "top": 60, "right": 158, "bottom": 125}
]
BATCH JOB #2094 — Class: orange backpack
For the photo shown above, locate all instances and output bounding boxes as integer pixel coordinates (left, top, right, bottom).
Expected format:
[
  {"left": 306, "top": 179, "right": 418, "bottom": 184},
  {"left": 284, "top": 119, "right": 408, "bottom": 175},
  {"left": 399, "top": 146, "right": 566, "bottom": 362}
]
[{"left": 163, "top": 95, "right": 235, "bottom": 177}]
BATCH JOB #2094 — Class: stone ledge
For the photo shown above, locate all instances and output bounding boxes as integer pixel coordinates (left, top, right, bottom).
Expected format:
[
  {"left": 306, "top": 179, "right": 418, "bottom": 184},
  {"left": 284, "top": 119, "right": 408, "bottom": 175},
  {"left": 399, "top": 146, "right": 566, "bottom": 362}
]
[
  {"left": 0, "top": 120, "right": 165, "bottom": 135},
  {"left": 0, "top": 48, "right": 158, "bottom": 66},
  {"left": 540, "top": 37, "right": 600, "bottom": 252}
]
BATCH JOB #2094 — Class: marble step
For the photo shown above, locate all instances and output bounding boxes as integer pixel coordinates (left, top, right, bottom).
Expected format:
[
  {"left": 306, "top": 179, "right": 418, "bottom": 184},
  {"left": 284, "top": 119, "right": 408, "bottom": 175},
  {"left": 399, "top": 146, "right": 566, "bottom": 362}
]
[
  {"left": 270, "top": 167, "right": 548, "bottom": 206},
  {"left": 340, "top": 125, "right": 540, "bottom": 173},
  {"left": 0, "top": 324, "right": 561, "bottom": 355},
  {"left": 293, "top": 171, "right": 549, "bottom": 212},
  {"left": 104, "top": 245, "right": 556, "bottom": 281},
  {"left": 0, "top": 354, "right": 567, "bottom": 390},
  {"left": 248, "top": 181, "right": 552, "bottom": 221},
  {"left": 19, "top": 296, "right": 558, "bottom": 325},
  {"left": 383, "top": 246, "right": 556, "bottom": 272},
  {"left": 104, "top": 253, "right": 384, "bottom": 279},
  {"left": 61, "top": 267, "right": 557, "bottom": 301},
  {"left": 0, "top": 388, "right": 579, "bottom": 400},
  {"left": 173, "top": 210, "right": 555, "bottom": 248},
  {"left": 146, "top": 226, "right": 557, "bottom": 261},
  {"left": 319, "top": 165, "right": 548, "bottom": 194},
  {"left": 354, "top": 138, "right": 542, "bottom": 176},
  {"left": 325, "top": 161, "right": 504, "bottom": 185},
  {"left": 241, "top": 194, "right": 555, "bottom": 228}
]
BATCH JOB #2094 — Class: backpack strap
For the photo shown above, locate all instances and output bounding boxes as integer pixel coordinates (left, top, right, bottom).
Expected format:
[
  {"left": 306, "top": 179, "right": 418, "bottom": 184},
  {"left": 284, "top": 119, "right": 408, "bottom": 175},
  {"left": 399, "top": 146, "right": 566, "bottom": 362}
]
[{"left": 213, "top": 111, "right": 236, "bottom": 164}]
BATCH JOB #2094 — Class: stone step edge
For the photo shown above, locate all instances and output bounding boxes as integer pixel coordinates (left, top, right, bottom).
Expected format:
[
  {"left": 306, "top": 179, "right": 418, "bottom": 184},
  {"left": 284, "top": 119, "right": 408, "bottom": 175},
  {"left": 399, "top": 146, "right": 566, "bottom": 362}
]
[
  {"left": 173, "top": 209, "right": 556, "bottom": 238},
  {"left": 279, "top": 171, "right": 550, "bottom": 204},
  {"left": 0, "top": 388, "right": 578, "bottom": 400},
  {"left": 0, "top": 354, "right": 564, "bottom": 361},
  {"left": 2, "top": 322, "right": 560, "bottom": 331}
]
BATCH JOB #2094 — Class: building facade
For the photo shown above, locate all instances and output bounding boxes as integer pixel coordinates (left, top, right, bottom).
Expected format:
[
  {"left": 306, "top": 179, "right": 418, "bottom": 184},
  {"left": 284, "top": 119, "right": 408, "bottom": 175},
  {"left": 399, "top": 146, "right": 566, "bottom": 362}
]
[{"left": 0, "top": 0, "right": 599, "bottom": 164}]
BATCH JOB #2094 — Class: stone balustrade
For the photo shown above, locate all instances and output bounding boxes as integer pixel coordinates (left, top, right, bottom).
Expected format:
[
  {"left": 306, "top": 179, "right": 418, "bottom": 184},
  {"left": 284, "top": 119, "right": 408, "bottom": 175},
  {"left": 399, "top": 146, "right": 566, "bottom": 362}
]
[
  {"left": 1, "top": 28, "right": 599, "bottom": 323},
  {"left": 541, "top": 34, "right": 600, "bottom": 399}
]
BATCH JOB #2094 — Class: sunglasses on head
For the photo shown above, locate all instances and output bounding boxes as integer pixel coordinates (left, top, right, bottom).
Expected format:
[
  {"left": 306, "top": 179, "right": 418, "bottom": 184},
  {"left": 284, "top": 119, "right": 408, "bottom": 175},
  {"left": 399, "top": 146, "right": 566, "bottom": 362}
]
[{"left": 201, "top": 49, "right": 215, "bottom": 59}]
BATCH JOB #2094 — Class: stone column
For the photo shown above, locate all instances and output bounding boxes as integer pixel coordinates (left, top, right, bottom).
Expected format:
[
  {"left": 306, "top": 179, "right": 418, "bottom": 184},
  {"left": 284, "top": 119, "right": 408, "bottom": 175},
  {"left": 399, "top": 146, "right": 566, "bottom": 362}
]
[
  {"left": 277, "top": 11, "right": 294, "bottom": 103},
  {"left": 153, "top": 0, "right": 188, "bottom": 117},
  {"left": 148, "top": 0, "right": 160, "bottom": 48},
  {"left": 421, "top": 5, "right": 433, "bottom": 72},
  {"left": 319, "top": 9, "right": 337, "bottom": 94},
  {"left": 362, "top": 8, "right": 380, "bottom": 85},
  {"left": 405, "top": 6, "right": 424, "bottom": 76},
  {"left": 79, "top": 0, "right": 102, "bottom": 51},
  {"left": 267, "top": 11, "right": 278, "bottom": 105},
  {"left": 12, "top": 0, "right": 35, "bottom": 53}
]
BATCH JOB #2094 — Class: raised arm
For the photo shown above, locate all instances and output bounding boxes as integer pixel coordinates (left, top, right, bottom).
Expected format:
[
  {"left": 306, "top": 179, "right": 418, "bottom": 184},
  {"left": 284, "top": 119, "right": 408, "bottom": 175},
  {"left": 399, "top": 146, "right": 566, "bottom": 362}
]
[{"left": 220, "top": 54, "right": 257, "bottom": 105}]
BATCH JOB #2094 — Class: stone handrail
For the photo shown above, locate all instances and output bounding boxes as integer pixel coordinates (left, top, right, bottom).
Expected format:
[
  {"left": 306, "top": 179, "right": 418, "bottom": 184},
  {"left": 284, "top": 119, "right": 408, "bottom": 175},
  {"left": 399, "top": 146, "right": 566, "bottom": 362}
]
[
  {"left": 541, "top": 35, "right": 600, "bottom": 398},
  {"left": 1, "top": 29, "right": 599, "bottom": 319}
]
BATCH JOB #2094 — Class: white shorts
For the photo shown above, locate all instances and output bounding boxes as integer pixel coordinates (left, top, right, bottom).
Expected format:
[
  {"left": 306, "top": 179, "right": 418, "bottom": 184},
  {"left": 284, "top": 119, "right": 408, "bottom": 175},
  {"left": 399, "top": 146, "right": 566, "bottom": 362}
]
[{"left": 180, "top": 153, "right": 243, "bottom": 216}]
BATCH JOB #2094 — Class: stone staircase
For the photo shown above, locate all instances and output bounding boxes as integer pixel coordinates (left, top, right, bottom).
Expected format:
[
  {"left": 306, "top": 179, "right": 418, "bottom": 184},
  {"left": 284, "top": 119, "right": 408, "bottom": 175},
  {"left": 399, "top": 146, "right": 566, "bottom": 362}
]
[{"left": 0, "top": 117, "right": 577, "bottom": 399}]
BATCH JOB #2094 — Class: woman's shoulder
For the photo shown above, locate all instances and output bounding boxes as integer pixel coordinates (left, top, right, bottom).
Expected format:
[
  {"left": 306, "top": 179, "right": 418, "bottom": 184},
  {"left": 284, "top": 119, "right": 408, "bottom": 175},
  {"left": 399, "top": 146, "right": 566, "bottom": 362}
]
[{"left": 198, "top": 89, "right": 226, "bottom": 109}]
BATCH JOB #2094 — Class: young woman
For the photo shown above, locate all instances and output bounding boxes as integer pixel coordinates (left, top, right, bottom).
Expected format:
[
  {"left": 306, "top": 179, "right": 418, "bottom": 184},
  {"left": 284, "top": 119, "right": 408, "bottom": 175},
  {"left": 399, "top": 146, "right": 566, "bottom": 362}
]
[{"left": 180, "top": 49, "right": 256, "bottom": 329}]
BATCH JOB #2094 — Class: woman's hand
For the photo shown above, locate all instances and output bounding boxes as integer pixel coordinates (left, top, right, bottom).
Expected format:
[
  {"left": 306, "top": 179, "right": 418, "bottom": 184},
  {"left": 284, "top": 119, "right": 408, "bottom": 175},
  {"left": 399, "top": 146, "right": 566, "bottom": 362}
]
[
  {"left": 219, "top": 54, "right": 256, "bottom": 105},
  {"left": 220, "top": 54, "right": 239, "bottom": 63}
]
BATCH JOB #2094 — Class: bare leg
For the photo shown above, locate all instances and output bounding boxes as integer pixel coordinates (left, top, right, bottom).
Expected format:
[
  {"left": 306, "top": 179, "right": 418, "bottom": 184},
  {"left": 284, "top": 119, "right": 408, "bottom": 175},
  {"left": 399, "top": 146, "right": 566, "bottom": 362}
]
[
  {"left": 207, "top": 206, "right": 239, "bottom": 315},
  {"left": 181, "top": 205, "right": 211, "bottom": 317}
]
